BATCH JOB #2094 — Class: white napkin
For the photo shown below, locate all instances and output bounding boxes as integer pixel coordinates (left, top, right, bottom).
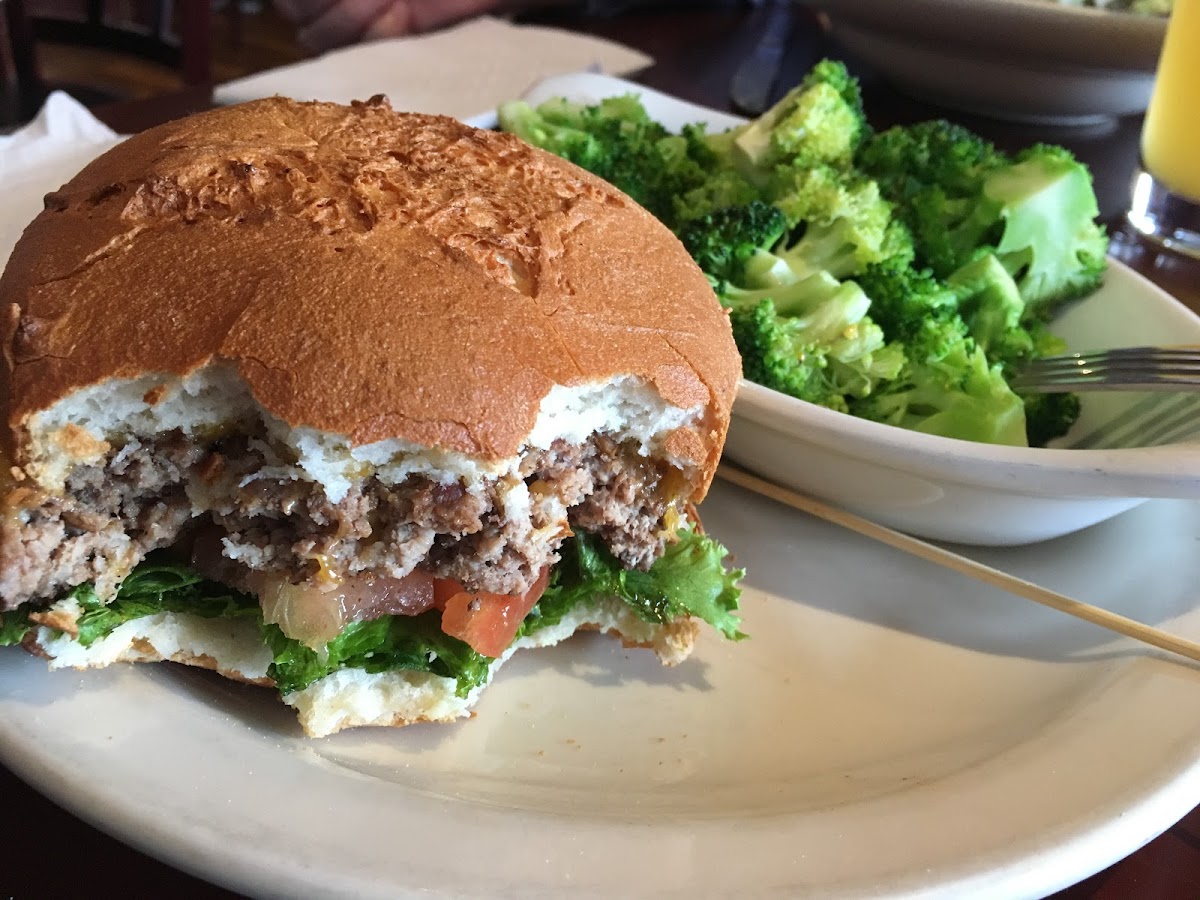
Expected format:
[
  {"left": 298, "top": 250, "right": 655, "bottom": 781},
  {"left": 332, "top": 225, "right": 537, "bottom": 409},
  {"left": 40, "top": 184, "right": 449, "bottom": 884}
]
[
  {"left": 213, "top": 16, "right": 653, "bottom": 120},
  {"left": 0, "top": 92, "right": 123, "bottom": 268}
]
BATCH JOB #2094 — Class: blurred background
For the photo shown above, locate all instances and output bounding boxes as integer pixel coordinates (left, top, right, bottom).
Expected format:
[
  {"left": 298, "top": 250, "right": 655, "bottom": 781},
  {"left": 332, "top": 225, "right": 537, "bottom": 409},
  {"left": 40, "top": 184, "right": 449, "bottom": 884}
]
[{"left": 0, "top": 0, "right": 307, "bottom": 126}]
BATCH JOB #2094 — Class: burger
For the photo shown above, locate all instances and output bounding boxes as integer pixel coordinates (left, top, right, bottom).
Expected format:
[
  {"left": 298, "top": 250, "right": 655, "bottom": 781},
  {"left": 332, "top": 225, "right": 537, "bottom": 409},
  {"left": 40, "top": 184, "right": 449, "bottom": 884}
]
[{"left": 0, "top": 96, "right": 744, "bottom": 737}]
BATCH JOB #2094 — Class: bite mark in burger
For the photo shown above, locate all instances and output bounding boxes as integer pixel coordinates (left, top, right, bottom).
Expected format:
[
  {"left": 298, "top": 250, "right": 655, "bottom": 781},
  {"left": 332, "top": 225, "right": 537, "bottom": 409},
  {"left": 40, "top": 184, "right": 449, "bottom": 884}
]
[{"left": 0, "top": 96, "right": 745, "bottom": 737}]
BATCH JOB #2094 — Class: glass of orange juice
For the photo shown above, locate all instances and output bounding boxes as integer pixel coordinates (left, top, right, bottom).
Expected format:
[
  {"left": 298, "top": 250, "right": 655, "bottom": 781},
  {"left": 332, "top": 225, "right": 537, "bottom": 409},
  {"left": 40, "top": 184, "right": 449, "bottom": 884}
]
[{"left": 1126, "top": 0, "right": 1200, "bottom": 259}]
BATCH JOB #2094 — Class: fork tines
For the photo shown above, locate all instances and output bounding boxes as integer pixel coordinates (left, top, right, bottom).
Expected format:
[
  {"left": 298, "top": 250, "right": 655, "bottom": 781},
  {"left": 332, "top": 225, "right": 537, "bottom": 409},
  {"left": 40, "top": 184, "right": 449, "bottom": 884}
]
[{"left": 1012, "top": 345, "right": 1200, "bottom": 393}]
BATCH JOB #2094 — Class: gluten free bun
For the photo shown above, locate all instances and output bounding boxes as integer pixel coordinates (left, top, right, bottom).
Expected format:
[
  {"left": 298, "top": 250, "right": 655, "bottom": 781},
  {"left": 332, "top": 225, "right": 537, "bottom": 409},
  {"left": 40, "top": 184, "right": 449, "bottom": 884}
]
[{"left": 0, "top": 95, "right": 739, "bottom": 495}]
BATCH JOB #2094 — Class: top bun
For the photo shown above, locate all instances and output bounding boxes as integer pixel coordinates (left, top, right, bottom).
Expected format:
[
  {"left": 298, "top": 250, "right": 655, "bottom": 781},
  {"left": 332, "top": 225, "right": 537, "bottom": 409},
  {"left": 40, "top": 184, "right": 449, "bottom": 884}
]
[{"left": 0, "top": 96, "right": 740, "bottom": 495}]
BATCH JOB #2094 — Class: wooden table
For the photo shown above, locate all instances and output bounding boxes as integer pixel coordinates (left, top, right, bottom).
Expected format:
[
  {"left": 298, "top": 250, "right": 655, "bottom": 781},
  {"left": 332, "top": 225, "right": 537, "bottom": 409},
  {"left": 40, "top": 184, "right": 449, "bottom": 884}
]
[{"left": 2, "top": 4, "right": 1198, "bottom": 898}]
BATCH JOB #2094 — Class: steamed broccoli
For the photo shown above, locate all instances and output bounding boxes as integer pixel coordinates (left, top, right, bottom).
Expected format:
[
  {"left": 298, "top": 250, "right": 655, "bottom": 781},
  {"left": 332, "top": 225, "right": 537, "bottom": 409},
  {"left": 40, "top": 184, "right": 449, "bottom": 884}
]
[
  {"left": 946, "top": 253, "right": 1027, "bottom": 355},
  {"left": 1022, "top": 391, "right": 1083, "bottom": 448},
  {"left": 674, "top": 169, "right": 763, "bottom": 224},
  {"left": 857, "top": 119, "right": 1003, "bottom": 207},
  {"left": 727, "top": 277, "right": 904, "bottom": 409},
  {"left": 678, "top": 196, "right": 907, "bottom": 411},
  {"left": 497, "top": 60, "right": 1099, "bottom": 447},
  {"left": 945, "top": 253, "right": 1079, "bottom": 445},
  {"left": 988, "top": 144, "right": 1109, "bottom": 313},
  {"left": 495, "top": 96, "right": 608, "bottom": 167},
  {"left": 676, "top": 201, "right": 789, "bottom": 284},
  {"left": 731, "top": 59, "right": 869, "bottom": 179},
  {"left": 854, "top": 253, "right": 1067, "bottom": 446},
  {"left": 856, "top": 254, "right": 1077, "bottom": 446},
  {"left": 858, "top": 121, "right": 1108, "bottom": 316},
  {"left": 671, "top": 123, "right": 762, "bottom": 222},
  {"left": 497, "top": 94, "right": 709, "bottom": 227},
  {"left": 767, "top": 166, "right": 901, "bottom": 280},
  {"left": 854, "top": 256, "right": 957, "bottom": 341},
  {"left": 730, "top": 297, "right": 850, "bottom": 411},
  {"left": 850, "top": 314, "right": 1028, "bottom": 446}
]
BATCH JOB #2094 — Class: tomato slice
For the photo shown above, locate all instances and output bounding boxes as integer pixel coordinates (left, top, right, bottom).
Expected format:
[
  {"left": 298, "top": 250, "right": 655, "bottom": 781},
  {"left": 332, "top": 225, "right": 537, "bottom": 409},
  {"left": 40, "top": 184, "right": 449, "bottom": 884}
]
[
  {"left": 438, "top": 568, "right": 550, "bottom": 658},
  {"left": 432, "top": 577, "right": 465, "bottom": 609}
]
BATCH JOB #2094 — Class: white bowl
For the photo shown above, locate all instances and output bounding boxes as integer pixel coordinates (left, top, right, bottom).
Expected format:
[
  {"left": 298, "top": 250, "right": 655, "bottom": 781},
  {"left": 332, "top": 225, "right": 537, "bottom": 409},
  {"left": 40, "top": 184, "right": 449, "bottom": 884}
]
[
  {"left": 509, "top": 72, "right": 1200, "bottom": 546},
  {"left": 725, "top": 259, "right": 1200, "bottom": 545},
  {"left": 797, "top": 0, "right": 1168, "bottom": 125}
]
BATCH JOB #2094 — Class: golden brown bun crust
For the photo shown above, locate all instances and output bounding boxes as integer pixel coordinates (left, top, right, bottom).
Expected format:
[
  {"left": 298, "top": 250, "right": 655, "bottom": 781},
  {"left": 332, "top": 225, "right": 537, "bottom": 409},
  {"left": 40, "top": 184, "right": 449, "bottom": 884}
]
[{"left": 0, "top": 96, "right": 739, "bottom": 494}]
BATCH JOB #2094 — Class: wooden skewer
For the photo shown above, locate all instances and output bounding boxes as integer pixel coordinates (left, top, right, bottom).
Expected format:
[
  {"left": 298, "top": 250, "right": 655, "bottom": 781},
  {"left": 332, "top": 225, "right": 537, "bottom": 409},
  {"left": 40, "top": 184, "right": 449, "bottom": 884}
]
[{"left": 716, "top": 462, "right": 1200, "bottom": 665}]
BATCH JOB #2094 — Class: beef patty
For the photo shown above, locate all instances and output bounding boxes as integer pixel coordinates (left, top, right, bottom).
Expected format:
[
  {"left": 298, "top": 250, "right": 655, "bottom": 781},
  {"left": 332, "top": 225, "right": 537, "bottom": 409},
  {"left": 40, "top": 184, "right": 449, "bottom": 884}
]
[{"left": 0, "top": 431, "right": 681, "bottom": 611}]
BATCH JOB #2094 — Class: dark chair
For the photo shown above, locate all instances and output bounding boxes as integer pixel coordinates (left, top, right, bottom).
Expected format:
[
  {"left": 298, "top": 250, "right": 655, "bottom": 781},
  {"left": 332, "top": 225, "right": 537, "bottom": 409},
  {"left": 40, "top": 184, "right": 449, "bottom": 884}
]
[{"left": 3, "top": 0, "right": 211, "bottom": 123}]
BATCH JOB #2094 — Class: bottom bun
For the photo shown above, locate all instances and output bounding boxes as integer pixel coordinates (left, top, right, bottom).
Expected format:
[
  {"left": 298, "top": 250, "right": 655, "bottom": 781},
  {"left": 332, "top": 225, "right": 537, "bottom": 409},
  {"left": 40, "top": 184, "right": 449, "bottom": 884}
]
[
  {"left": 32, "top": 604, "right": 274, "bottom": 684},
  {"left": 29, "top": 599, "right": 699, "bottom": 737}
]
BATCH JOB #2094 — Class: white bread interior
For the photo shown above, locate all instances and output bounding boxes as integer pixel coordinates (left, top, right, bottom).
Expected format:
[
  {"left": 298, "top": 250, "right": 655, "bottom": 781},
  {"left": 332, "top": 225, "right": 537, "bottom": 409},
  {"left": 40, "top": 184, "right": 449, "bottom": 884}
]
[
  {"left": 35, "top": 596, "right": 273, "bottom": 682},
  {"left": 25, "top": 364, "right": 705, "bottom": 503},
  {"left": 31, "top": 596, "right": 697, "bottom": 737}
]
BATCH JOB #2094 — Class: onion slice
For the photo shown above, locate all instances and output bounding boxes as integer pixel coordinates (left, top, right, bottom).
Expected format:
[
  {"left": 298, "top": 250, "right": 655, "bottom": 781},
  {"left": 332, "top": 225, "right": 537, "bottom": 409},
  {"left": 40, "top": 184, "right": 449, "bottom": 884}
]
[{"left": 259, "top": 568, "right": 438, "bottom": 650}]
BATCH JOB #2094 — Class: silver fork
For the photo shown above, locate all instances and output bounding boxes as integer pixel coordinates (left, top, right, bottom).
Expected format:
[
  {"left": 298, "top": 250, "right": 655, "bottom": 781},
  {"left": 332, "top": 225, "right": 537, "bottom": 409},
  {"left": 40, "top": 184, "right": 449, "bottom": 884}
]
[{"left": 1011, "top": 345, "right": 1200, "bottom": 393}]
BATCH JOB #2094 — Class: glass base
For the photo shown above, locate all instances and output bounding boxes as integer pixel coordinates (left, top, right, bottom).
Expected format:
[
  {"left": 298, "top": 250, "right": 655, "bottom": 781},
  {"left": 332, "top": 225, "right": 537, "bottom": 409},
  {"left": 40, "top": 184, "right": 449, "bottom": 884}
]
[{"left": 1126, "top": 169, "right": 1200, "bottom": 261}]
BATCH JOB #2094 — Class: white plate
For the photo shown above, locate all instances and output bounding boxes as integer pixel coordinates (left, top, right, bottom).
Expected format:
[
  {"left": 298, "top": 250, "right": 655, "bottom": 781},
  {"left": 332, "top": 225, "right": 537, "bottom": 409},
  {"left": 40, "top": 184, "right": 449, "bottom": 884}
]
[
  {"left": 796, "top": 0, "right": 1167, "bottom": 125},
  {"left": 4, "top": 81, "right": 1200, "bottom": 900},
  {"left": 3, "top": 483, "right": 1200, "bottom": 898}
]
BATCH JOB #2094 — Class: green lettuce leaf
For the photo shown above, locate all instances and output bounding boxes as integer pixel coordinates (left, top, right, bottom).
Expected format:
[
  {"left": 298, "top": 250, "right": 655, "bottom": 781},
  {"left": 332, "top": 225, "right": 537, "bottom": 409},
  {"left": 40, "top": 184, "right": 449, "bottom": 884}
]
[
  {"left": 69, "top": 561, "right": 260, "bottom": 648},
  {"left": 12, "top": 525, "right": 745, "bottom": 692},
  {"left": 0, "top": 605, "right": 34, "bottom": 646},
  {"left": 264, "top": 612, "right": 492, "bottom": 698},
  {"left": 521, "top": 529, "right": 746, "bottom": 641}
]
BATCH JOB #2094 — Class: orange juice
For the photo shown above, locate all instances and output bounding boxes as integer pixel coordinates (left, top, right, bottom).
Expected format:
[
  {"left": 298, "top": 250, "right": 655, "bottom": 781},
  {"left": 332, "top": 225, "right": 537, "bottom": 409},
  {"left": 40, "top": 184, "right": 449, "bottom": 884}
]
[{"left": 1141, "top": 0, "right": 1200, "bottom": 202}]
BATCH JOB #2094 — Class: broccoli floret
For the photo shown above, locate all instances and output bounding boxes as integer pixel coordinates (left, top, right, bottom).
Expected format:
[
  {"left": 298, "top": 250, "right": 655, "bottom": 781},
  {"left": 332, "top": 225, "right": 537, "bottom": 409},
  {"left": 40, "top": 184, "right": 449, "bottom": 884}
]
[
  {"left": 724, "top": 272, "right": 904, "bottom": 407},
  {"left": 732, "top": 60, "right": 869, "bottom": 179},
  {"left": 1004, "top": 315, "right": 1080, "bottom": 447},
  {"left": 859, "top": 122, "right": 1108, "bottom": 315},
  {"left": 1021, "top": 318, "right": 1070, "bottom": 363},
  {"left": 856, "top": 253, "right": 1081, "bottom": 446},
  {"left": 674, "top": 169, "right": 764, "bottom": 224},
  {"left": 855, "top": 256, "right": 958, "bottom": 341},
  {"left": 676, "top": 201, "right": 789, "bottom": 284},
  {"left": 851, "top": 315, "right": 1028, "bottom": 446},
  {"left": 497, "top": 97, "right": 605, "bottom": 167},
  {"left": 497, "top": 95, "right": 709, "bottom": 228},
  {"left": 859, "top": 121, "right": 1006, "bottom": 278},
  {"left": 768, "top": 166, "right": 900, "bottom": 280},
  {"left": 730, "top": 298, "right": 850, "bottom": 411},
  {"left": 681, "top": 121, "right": 738, "bottom": 169},
  {"left": 800, "top": 58, "right": 867, "bottom": 119},
  {"left": 858, "top": 119, "right": 1002, "bottom": 204},
  {"left": 663, "top": 123, "right": 765, "bottom": 223},
  {"left": 1022, "top": 391, "right": 1083, "bottom": 448},
  {"left": 988, "top": 144, "right": 1109, "bottom": 315},
  {"left": 852, "top": 250, "right": 1030, "bottom": 446},
  {"left": 946, "top": 253, "right": 1078, "bottom": 377},
  {"left": 946, "top": 253, "right": 1026, "bottom": 355}
]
